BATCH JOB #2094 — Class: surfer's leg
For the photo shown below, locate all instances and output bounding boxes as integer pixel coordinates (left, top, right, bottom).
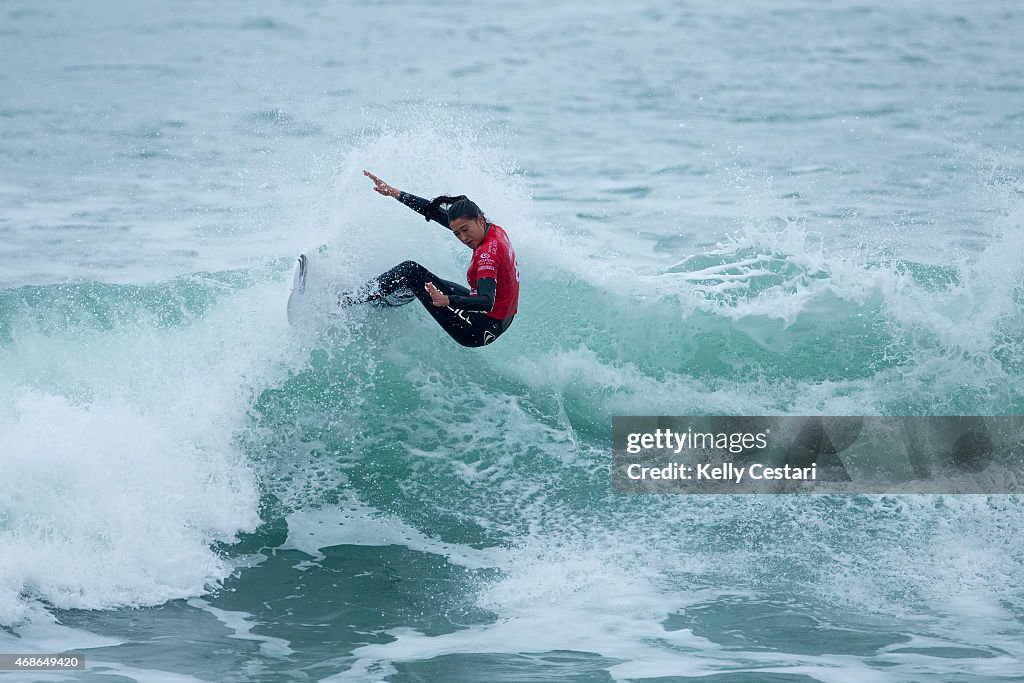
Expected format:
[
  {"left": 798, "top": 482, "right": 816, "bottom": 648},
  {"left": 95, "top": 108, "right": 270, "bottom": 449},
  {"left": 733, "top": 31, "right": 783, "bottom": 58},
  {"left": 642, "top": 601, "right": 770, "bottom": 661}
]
[
  {"left": 415, "top": 300, "right": 510, "bottom": 347},
  {"left": 339, "top": 261, "right": 508, "bottom": 347},
  {"left": 395, "top": 270, "right": 507, "bottom": 347},
  {"left": 338, "top": 260, "right": 450, "bottom": 307}
]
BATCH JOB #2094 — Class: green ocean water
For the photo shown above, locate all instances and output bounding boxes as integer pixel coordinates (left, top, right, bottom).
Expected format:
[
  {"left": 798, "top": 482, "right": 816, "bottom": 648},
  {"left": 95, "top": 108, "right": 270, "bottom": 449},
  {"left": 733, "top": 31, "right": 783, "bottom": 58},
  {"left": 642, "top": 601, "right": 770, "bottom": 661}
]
[{"left": 4, "top": 214, "right": 1024, "bottom": 680}]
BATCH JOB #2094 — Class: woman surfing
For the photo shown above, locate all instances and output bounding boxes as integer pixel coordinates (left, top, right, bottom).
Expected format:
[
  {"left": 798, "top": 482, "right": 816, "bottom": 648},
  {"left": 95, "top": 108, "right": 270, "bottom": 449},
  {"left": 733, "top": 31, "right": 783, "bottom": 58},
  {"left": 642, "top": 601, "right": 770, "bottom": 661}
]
[{"left": 336, "top": 171, "right": 520, "bottom": 347}]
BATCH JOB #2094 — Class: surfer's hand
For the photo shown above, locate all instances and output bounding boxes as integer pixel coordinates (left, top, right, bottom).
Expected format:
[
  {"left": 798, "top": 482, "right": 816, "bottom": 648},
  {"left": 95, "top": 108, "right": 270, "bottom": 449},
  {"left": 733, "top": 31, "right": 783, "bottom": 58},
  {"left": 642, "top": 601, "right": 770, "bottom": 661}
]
[
  {"left": 364, "top": 170, "right": 399, "bottom": 198},
  {"left": 425, "top": 282, "right": 449, "bottom": 307}
]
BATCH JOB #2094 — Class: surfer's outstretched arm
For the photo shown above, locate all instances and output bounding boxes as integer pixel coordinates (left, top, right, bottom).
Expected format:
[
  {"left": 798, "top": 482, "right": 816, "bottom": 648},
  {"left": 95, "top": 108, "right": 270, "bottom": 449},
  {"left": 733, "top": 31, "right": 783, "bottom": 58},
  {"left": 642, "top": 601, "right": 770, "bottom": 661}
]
[{"left": 363, "top": 170, "right": 450, "bottom": 228}]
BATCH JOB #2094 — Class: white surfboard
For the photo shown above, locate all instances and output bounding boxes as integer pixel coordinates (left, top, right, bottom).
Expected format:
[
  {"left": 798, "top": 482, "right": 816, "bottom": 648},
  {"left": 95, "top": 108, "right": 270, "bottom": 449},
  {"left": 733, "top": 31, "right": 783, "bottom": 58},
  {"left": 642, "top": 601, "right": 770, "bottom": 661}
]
[
  {"left": 287, "top": 253, "right": 309, "bottom": 325},
  {"left": 287, "top": 250, "right": 337, "bottom": 327},
  {"left": 287, "top": 246, "right": 351, "bottom": 329}
]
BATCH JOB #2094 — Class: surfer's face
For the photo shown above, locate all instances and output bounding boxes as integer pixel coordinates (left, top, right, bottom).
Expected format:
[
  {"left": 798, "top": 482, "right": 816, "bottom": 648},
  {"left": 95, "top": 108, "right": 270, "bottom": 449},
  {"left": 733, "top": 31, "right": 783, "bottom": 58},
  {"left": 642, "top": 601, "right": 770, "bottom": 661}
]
[{"left": 449, "top": 215, "right": 487, "bottom": 249}]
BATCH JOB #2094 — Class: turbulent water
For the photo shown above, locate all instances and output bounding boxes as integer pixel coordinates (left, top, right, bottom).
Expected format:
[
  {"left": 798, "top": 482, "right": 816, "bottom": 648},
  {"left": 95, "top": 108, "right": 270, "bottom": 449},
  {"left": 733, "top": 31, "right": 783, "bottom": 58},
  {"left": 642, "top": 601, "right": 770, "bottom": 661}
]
[{"left": 2, "top": 1, "right": 1024, "bottom": 681}]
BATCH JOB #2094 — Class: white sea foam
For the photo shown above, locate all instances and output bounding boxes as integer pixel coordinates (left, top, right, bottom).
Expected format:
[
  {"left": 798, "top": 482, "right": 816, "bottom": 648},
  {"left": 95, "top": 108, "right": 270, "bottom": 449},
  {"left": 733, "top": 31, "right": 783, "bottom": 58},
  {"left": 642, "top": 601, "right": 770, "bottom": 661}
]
[
  {"left": 188, "top": 598, "right": 294, "bottom": 658},
  {"left": 335, "top": 538, "right": 895, "bottom": 682},
  {"left": 330, "top": 496, "right": 1024, "bottom": 681},
  {"left": 282, "top": 500, "right": 506, "bottom": 571},
  {"left": 0, "top": 278, "right": 301, "bottom": 627}
]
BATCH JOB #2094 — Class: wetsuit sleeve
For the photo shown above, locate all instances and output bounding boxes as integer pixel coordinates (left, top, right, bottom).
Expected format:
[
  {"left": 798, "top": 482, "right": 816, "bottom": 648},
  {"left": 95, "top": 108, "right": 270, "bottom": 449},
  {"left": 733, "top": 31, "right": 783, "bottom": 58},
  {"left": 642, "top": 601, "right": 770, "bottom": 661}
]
[
  {"left": 448, "top": 277, "right": 496, "bottom": 312},
  {"left": 397, "top": 192, "right": 450, "bottom": 228}
]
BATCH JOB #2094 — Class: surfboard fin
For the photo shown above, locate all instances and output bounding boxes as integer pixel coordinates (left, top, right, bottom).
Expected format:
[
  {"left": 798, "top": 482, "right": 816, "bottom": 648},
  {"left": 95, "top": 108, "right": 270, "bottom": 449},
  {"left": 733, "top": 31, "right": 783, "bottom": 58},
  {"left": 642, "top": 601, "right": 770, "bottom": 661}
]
[{"left": 296, "top": 253, "right": 308, "bottom": 294}]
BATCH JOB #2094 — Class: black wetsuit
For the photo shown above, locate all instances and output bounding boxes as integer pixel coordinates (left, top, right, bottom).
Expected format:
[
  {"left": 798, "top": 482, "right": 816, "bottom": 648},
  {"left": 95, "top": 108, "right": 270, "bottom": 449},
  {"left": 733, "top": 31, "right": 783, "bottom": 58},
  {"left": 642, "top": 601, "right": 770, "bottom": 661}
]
[{"left": 339, "top": 193, "right": 515, "bottom": 348}]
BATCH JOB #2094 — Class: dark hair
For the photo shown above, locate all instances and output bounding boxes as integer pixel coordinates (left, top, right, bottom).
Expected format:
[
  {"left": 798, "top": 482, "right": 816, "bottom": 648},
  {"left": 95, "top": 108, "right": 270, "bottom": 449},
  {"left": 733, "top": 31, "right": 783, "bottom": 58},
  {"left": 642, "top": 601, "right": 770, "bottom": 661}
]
[{"left": 426, "top": 194, "right": 485, "bottom": 225}]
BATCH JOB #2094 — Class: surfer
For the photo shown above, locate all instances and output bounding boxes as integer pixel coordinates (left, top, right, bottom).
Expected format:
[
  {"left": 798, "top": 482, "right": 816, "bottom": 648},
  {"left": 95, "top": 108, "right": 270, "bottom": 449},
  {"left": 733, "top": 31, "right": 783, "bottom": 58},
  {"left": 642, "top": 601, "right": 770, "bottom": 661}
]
[{"left": 336, "top": 171, "right": 519, "bottom": 347}]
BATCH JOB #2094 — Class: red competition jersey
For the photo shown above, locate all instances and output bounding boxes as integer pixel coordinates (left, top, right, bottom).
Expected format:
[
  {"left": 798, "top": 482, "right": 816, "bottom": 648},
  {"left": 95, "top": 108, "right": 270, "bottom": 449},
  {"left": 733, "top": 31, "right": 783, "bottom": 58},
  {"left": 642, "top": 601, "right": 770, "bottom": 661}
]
[{"left": 467, "top": 223, "right": 519, "bottom": 319}]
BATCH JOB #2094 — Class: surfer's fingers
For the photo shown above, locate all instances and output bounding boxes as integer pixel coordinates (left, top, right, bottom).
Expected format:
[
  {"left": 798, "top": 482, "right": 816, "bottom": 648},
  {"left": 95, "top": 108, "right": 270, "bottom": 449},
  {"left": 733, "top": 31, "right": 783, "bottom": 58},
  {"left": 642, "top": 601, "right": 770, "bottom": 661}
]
[
  {"left": 365, "top": 172, "right": 396, "bottom": 196},
  {"left": 364, "top": 171, "right": 387, "bottom": 188}
]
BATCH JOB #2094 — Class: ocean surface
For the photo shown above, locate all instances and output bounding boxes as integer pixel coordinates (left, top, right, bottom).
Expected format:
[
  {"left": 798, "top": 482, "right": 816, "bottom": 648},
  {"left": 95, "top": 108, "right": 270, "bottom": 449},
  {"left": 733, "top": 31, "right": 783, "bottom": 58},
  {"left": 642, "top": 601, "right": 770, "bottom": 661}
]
[{"left": 2, "top": 0, "right": 1024, "bottom": 681}]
